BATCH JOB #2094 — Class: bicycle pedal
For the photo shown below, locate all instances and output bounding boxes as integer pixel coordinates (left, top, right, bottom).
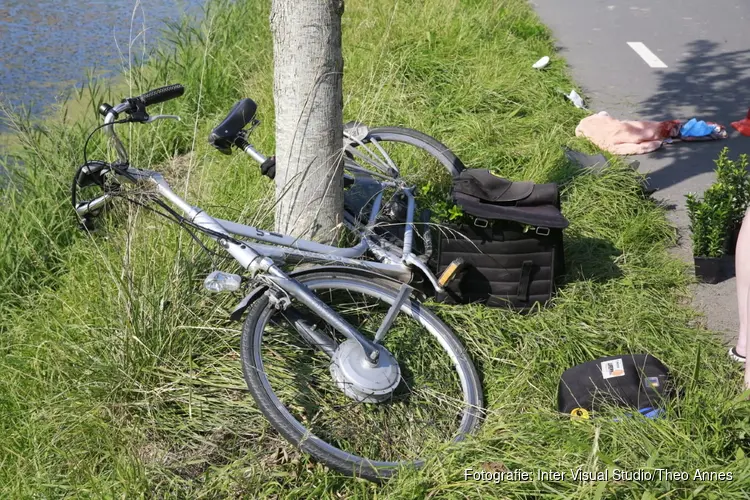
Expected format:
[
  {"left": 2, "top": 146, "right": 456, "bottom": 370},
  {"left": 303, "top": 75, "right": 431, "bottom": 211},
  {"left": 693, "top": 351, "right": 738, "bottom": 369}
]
[{"left": 438, "top": 258, "right": 465, "bottom": 287}]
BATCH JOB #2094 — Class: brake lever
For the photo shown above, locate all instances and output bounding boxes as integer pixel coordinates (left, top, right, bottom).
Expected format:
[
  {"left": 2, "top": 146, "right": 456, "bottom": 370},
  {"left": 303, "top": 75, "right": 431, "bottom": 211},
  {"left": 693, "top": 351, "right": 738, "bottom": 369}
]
[{"left": 144, "top": 114, "right": 181, "bottom": 123}]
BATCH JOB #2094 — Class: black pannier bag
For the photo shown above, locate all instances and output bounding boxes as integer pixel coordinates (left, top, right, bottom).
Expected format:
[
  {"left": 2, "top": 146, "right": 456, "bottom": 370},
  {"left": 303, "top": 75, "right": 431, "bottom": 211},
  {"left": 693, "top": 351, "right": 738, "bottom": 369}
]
[{"left": 432, "top": 169, "right": 569, "bottom": 310}]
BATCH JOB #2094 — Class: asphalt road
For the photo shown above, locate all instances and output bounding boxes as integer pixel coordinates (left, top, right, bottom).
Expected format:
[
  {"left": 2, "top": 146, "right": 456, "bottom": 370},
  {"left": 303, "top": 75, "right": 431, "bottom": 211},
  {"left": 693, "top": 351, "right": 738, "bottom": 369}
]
[{"left": 531, "top": 0, "right": 750, "bottom": 339}]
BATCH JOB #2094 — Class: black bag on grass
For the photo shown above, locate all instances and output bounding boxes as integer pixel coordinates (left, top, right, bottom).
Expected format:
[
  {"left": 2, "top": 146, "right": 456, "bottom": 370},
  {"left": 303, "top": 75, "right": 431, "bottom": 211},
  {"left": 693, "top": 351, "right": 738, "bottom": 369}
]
[
  {"left": 557, "top": 354, "right": 674, "bottom": 419},
  {"left": 432, "top": 169, "right": 568, "bottom": 310},
  {"left": 451, "top": 169, "right": 569, "bottom": 228}
]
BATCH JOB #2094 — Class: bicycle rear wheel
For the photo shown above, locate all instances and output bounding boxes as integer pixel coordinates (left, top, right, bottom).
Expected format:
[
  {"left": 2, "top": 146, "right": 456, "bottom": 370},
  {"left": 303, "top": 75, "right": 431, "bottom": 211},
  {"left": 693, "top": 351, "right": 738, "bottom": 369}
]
[
  {"left": 240, "top": 269, "right": 483, "bottom": 482},
  {"left": 345, "top": 126, "right": 465, "bottom": 186}
]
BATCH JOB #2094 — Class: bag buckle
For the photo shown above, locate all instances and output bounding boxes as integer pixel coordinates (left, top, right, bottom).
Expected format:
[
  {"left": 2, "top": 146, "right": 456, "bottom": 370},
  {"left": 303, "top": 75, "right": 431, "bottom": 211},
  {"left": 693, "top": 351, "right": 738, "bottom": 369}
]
[
  {"left": 535, "top": 226, "right": 550, "bottom": 236},
  {"left": 474, "top": 218, "right": 489, "bottom": 228}
]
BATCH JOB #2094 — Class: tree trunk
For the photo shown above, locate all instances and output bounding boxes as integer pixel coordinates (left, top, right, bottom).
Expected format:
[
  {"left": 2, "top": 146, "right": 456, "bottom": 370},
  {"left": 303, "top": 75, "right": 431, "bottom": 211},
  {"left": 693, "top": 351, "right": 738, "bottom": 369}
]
[{"left": 270, "top": 0, "right": 345, "bottom": 243}]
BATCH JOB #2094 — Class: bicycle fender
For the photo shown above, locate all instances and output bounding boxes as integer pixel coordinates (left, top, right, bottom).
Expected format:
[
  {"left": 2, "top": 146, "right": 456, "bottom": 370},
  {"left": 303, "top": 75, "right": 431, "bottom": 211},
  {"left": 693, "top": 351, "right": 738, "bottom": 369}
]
[
  {"left": 229, "top": 285, "right": 268, "bottom": 322},
  {"left": 228, "top": 265, "right": 417, "bottom": 322},
  {"left": 289, "top": 265, "right": 414, "bottom": 291}
]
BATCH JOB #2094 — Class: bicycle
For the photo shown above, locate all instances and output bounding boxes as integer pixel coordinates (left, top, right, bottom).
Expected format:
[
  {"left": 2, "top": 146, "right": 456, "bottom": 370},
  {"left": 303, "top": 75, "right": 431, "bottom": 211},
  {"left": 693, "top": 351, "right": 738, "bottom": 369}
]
[{"left": 72, "top": 84, "right": 483, "bottom": 482}]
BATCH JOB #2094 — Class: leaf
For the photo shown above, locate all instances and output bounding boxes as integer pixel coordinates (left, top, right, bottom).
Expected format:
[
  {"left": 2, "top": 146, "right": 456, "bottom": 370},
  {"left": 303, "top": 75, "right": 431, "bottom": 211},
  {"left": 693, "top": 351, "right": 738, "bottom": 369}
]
[
  {"left": 448, "top": 205, "right": 463, "bottom": 221},
  {"left": 689, "top": 485, "right": 707, "bottom": 499},
  {"left": 592, "top": 479, "right": 607, "bottom": 500},
  {"left": 689, "top": 345, "right": 701, "bottom": 393}
]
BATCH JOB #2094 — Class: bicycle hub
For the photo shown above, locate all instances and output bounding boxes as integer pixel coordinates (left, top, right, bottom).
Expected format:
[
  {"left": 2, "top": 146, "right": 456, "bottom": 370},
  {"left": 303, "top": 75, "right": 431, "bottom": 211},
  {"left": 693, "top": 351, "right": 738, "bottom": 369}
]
[{"left": 330, "top": 339, "right": 401, "bottom": 403}]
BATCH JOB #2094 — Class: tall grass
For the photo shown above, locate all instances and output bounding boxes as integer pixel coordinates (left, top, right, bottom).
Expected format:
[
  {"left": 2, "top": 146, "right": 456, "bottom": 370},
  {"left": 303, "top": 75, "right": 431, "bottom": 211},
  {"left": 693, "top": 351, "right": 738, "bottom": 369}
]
[{"left": 1, "top": 0, "right": 749, "bottom": 497}]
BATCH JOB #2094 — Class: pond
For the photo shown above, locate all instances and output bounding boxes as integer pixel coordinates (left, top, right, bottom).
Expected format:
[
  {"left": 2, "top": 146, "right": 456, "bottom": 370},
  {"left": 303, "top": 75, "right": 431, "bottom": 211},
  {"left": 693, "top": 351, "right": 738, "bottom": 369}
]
[{"left": 0, "top": 0, "right": 205, "bottom": 121}]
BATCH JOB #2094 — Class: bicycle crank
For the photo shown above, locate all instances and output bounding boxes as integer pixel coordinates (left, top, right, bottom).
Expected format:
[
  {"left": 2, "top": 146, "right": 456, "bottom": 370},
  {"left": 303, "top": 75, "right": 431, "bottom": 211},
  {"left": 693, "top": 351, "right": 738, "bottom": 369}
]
[{"left": 330, "top": 339, "right": 401, "bottom": 403}]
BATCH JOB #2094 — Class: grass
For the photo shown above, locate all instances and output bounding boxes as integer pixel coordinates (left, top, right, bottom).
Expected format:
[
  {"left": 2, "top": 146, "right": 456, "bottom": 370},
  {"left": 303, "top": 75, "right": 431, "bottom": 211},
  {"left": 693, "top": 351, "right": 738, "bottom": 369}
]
[{"left": 1, "top": 0, "right": 750, "bottom": 497}]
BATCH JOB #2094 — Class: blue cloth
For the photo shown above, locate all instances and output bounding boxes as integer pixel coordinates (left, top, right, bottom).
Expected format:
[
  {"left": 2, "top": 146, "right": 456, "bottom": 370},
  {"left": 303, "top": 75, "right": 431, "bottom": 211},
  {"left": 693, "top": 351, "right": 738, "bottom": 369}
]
[
  {"left": 680, "top": 118, "right": 715, "bottom": 138},
  {"left": 611, "top": 407, "right": 664, "bottom": 422},
  {"left": 638, "top": 407, "right": 663, "bottom": 419}
]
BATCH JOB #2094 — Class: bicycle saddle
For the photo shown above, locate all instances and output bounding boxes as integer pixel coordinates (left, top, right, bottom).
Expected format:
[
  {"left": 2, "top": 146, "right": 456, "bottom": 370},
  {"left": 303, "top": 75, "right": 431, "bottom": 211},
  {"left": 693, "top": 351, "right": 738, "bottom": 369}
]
[{"left": 209, "top": 98, "right": 258, "bottom": 154}]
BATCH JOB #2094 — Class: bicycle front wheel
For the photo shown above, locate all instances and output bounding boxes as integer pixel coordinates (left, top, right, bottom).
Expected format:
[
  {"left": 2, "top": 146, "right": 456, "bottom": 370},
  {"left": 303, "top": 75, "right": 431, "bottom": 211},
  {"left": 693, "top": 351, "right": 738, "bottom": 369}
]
[{"left": 240, "top": 270, "right": 483, "bottom": 482}]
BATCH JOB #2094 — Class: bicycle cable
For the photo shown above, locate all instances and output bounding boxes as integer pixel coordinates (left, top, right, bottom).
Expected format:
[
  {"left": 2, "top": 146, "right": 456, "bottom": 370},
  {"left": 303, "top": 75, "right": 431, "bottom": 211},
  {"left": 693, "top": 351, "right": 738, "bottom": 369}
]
[
  {"left": 75, "top": 114, "right": 246, "bottom": 262},
  {"left": 121, "top": 193, "right": 239, "bottom": 260},
  {"left": 72, "top": 118, "right": 132, "bottom": 209}
]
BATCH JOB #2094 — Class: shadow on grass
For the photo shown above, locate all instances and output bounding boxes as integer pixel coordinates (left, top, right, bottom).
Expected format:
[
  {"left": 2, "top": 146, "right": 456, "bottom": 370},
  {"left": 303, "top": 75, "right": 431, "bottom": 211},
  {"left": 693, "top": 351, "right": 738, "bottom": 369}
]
[{"left": 563, "top": 235, "right": 623, "bottom": 283}]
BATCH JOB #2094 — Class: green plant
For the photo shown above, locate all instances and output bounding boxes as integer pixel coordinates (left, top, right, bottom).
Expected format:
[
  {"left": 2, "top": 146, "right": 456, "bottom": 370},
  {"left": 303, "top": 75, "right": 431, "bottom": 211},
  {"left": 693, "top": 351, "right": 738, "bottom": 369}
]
[
  {"left": 714, "top": 147, "right": 750, "bottom": 227},
  {"left": 685, "top": 148, "right": 750, "bottom": 258},
  {"left": 418, "top": 181, "right": 463, "bottom": 222},
  {"left": 686, "top": 185, "right": 733, "bottom": 258}
]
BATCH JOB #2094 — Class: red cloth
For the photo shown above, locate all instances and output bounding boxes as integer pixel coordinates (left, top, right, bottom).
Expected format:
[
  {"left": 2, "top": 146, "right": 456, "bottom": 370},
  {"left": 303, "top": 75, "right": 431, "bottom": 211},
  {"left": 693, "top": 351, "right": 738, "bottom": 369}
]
[{"left": 731, "top": 108, "right": 750, "bottom": 137}]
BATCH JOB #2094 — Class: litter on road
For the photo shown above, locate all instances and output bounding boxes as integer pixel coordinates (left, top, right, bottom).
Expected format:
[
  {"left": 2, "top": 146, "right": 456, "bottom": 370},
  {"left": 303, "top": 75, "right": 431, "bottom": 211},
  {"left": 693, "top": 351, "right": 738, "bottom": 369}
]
[
  {"left": 532, "top": 56, "right": 550, "bottom": 69},
  {"left": 559, "top": 88, "right": 586, "bottom": 109},
  {"left": 575, "top": 111, "right": 726, "bottom": 155}
]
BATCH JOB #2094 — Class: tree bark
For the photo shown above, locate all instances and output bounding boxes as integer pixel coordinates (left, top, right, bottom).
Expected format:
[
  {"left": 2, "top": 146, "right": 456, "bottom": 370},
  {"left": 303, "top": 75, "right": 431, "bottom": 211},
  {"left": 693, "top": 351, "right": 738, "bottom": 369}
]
[{"left": 270, "top": 0, "right": 345, "bottom": 243}]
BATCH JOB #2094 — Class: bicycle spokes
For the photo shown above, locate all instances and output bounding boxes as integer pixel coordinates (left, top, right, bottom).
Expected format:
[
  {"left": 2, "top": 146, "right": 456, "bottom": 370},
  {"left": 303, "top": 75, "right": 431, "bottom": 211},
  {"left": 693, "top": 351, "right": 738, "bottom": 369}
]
[{"left": 256, "top": 284, "right": 468, "bottom": 462}]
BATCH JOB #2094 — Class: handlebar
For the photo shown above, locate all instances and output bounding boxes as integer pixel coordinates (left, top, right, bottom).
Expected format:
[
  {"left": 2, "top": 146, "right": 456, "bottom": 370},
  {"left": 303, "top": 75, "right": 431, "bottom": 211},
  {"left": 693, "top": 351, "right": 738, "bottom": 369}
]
[
  {"left": 98, "top": 83, "right": 185, "bottom": 120},
  {"left": 97, "top": 83, "right": 184, "bottom": 164},
  {"left": 135, "top": 84, "right": 184, "bottom": 107},
  {"left": 73, "top": 84, "right": 186, "bottom": 225}
]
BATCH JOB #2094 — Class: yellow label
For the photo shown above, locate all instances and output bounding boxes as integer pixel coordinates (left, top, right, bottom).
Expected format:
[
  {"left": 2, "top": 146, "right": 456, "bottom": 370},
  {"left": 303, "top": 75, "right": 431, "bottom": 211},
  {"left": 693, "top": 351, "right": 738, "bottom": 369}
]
[{"left": 570, "top": 408, "right": 590, "bottom": 420}]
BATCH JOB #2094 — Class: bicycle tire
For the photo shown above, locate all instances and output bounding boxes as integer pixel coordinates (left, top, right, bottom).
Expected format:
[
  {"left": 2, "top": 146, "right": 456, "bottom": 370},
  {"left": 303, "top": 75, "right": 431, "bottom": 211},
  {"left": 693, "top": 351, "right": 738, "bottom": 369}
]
[
  {"left": 348, "top": 126, "right": 466, "bottom": 179},
  {"left": 240, "top": 269, "right": 483, "bottom": 482}
]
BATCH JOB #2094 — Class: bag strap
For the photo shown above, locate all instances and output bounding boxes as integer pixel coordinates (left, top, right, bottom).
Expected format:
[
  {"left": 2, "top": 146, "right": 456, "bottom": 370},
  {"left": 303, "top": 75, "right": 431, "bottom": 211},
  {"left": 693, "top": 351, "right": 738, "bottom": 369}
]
[{"left": 517, "top": 260, "right": 533, "bottom": 302}]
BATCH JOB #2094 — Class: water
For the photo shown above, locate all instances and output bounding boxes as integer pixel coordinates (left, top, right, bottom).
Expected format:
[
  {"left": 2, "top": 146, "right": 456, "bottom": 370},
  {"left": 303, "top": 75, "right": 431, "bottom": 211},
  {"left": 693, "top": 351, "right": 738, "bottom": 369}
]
[{"left": 0, "top": 0, "right": 205, "bottom": 117}]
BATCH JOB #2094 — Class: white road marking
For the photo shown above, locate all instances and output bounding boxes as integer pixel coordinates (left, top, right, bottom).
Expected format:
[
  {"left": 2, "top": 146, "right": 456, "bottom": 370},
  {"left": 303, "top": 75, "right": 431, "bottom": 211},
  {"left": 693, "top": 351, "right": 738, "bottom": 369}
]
[{"left": 627, "top": 42, "right": 668, "bottom": 68}]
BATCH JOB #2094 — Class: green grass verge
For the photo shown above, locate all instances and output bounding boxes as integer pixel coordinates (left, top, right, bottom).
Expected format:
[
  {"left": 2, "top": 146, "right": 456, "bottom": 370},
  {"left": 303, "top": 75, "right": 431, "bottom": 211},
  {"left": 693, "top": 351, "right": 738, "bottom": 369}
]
[{"left": 2, "top": 0, "right": 749, "bottom": 497}]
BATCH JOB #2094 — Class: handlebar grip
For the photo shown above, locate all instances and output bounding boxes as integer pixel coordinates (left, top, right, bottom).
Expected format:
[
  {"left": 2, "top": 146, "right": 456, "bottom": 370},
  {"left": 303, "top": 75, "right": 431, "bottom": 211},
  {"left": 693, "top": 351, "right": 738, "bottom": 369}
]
[
  {"left": 136, "top": 84, "right": 185, "bottom": 107},
  {"left": 260, "top": 156, "right": 276, "bottom": 180}
]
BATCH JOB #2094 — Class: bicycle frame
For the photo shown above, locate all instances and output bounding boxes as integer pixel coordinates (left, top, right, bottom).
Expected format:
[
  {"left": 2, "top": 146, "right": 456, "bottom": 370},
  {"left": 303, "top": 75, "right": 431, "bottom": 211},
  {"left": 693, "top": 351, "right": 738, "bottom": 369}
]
[{"left": 75, "top": 100, "right": 446, "bottom": 364}]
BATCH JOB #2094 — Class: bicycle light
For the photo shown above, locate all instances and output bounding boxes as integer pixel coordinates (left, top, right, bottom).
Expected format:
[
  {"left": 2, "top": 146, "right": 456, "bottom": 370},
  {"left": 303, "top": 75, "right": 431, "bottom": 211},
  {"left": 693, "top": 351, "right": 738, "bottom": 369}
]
[{"left": 204, "top": 271, "right": 242, "bottom": 293}]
